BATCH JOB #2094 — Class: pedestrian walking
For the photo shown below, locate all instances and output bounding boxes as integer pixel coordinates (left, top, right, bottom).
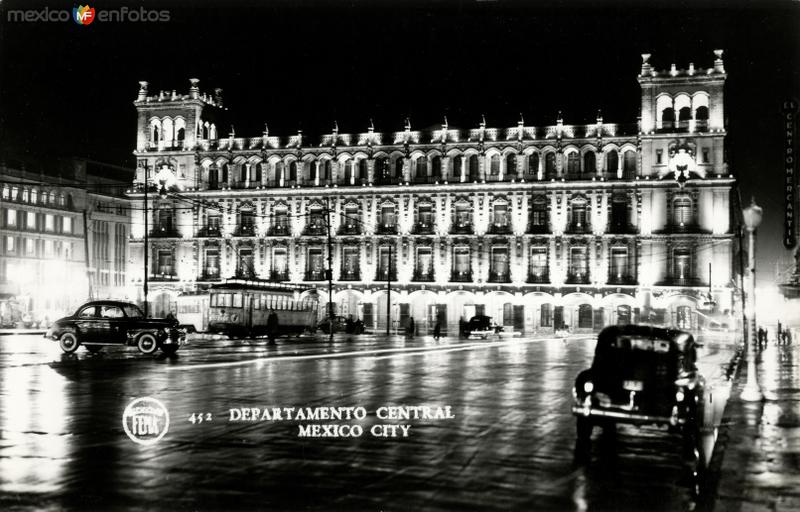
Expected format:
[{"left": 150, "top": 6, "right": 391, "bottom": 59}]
[
  {"left": 433, "top": 320, "right": 442, "bottom": 341},
  {"left": 266, "top": 309, "right": 279, "bottom": 345},
  {"left": 407, "top": 317, "right": 415, "bottom": 339}
]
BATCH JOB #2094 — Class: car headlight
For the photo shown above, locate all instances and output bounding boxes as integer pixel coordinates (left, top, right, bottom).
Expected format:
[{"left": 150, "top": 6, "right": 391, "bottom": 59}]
[
  {"left": 675, "top": 390, "right": 685, "bottom": 402},
  {"left": 583, "top": 381, "right": 594, "bottom": 393}
]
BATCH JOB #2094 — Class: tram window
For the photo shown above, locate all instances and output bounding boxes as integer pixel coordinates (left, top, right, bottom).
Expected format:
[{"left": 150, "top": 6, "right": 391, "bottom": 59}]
[{"left": 233, "top": 294, "right": 243, "bottom": 308}]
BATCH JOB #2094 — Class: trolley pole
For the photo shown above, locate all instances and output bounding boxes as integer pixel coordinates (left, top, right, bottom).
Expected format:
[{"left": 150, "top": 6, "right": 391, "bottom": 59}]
[
  {"left": 386, "top": 244, "right": 391, "bottom": 337},
  {"left": 325, "top": 196, "right": 334, "bottom": 343}
]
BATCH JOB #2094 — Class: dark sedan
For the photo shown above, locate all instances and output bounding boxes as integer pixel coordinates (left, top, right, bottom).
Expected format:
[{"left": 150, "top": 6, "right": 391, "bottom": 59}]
[{"left": 44, "top": 300, "right": 185, "bottom": 355}]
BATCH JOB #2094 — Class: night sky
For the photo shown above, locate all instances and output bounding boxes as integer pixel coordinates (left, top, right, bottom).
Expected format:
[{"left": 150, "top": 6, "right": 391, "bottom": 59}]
[{"left": 1, "top": 0, "right": 798, "bottom": 285}]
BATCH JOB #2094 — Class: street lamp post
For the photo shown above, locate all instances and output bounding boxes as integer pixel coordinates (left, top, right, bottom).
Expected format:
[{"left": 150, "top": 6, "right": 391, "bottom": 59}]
[{"left": 741, "top": 198, "right": 763, "bottom": 402}]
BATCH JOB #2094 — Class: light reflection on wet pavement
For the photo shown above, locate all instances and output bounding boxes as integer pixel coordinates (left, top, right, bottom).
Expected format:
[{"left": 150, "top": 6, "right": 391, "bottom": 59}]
[{"left": 0, "top": 333, "right": 734, "bottom": 511}]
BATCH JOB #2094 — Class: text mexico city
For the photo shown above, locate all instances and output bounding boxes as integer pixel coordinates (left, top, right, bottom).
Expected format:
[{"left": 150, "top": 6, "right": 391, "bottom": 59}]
[{"left": 228, "top": 405, "right": 456, "bottom": 438}]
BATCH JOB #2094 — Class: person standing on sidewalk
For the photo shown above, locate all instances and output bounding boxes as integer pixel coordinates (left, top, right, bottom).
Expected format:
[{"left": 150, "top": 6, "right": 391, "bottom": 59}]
[
  {"left": 266, "top": 309, "right": 279, "bottom": 345},
  {"left": 433, "top": 320, "right": 442, "bottom": 341},
  {"left": 407, "top": 317, "right": 415, "bottom": 339}
]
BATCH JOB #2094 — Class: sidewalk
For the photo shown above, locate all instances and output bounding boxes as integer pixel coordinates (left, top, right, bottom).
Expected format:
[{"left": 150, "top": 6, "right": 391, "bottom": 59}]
[{"left": 714, "top": 343, "right": 800, "bottom": 511}]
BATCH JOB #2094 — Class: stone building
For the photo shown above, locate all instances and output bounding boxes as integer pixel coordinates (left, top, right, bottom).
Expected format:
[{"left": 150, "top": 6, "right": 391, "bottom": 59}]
[{"left": 129, "top": 51, "right": 735, "bottom": 335}]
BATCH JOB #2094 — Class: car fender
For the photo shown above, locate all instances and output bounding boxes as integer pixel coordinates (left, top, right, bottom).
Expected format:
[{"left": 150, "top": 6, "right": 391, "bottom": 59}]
[{"left": 126, "top": 328, "right": 166, "bottom": 346}]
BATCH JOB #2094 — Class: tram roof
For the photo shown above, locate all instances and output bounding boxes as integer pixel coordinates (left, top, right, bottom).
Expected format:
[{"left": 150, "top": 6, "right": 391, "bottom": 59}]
[{"left": 209, "top": 278, "right": 318, "bottom": 294}]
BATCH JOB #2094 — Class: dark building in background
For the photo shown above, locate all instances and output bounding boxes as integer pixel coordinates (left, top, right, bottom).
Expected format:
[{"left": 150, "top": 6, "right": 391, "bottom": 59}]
[{"left": 0, "top": 157, "right": 132, "bottom": 328}]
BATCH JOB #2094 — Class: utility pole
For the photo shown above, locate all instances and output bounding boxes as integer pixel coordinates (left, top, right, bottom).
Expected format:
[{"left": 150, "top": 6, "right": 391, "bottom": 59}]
[
  {"left": 143, "top": 169, "right": 149, "bottom": 317},
  {"left": 325, "top": 196, "right": 334, "bottom": 343},
  {"left": 386, "top": 243, "right": 391, "bottom": 336},
  {"left": 82, "top": 209, "right": 93, "bottom": 300}
]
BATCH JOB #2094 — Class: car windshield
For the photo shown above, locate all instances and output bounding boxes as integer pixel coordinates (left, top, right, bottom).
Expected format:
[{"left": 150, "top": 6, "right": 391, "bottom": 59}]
[{"left": 123, "top": 305, "right": 144, "bottom": 318}]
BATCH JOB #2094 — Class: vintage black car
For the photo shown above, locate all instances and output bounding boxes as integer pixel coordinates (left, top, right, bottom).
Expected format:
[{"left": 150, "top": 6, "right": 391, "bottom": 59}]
[
  {"left": 572, "top": 325, "right": 705, "bottom": 464},
  {"left": 44, "top": 300, "right": 185, "bottom": 355},
  {"left": 461, "top": 315, "right": 503, "bottom": 339}
]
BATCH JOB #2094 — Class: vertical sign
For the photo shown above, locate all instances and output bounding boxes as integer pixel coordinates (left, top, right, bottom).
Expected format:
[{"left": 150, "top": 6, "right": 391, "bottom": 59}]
[{"left": 784, "top": 99, "right": 798, "bottom": 249}]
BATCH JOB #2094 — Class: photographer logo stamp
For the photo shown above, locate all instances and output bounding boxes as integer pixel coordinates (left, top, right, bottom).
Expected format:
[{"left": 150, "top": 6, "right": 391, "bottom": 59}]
[{"left": 122, "top": 397, "right": 170, "bottom": 445}]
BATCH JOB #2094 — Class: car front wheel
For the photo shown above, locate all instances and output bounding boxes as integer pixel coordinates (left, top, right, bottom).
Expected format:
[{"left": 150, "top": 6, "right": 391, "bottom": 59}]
[
  {"left": 59, "top": 332, "right": 80, "bottom": 354},
  {"left": 137, "top": 333, "right": 158, "bottom": 355}
]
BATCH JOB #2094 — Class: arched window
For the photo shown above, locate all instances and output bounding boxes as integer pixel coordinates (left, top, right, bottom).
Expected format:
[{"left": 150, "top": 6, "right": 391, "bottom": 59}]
[
  {"left": 176, "top": 127, "right": 185, "bottom": 142},
  {"left": 505, "top": 154, "right": 517, "bottom": 177},
  {"left": 583, "top": 152, "right": 596, "bottom": 175},
  {"left": 489, "top": 154, "right": 500, "bottom": 175},
  {"left": 452, "top": 155, "right": 463, "bottom": 180},
  {"left": 566, "top": 152, "right": 580, "bottom": 175},
  {"left": 544, "top": 153, "right": 556, "bottom": 178},
  {"left": 528, "top": 153, "right": 539, "bottom": 178},
  {"left": 673, "top": 196, "right": 693, "bottom": 227},
  {"left": 221, "top": 164, "right": 229, "bottom": 184},
  {"left": 416, "top": 156, "right": 428, "bottom": 178},
  {"left": 431, "top": 156, "right": 442, "bottom": 178},
  {"left": 202, "top": 124, "right": 209, "bottom": 140},
  {"left": 240, "top": 163, "right": 248, "bottom": 182},
  {"left": 289, "top": 161, "right": 298, "bottom": 181},
  {"left": 322, "top": 160, "right": 332, "bottom": 181},
  {"left": 358, "top": 159, "right": 368, "bottom": 180},
  {"left": 151, "top": 124, "right": 159, "bottom": 143},
  {"left": 606, "top": 150, "right": 619, "bottom": 175},
  {"left": 468, "top": 155, "right": 480, "bottom": 180},
  {"left": 394, "top": 157, "right": 404, "bottom": 178},
  {"left": 274, "top": 162, "right": 285, "bottom": 185},
  {"left": 673, "top": 248, "right": 692, "bottom": 280},
  {"left": 661, "top": 107, "right": 675, "bottom": 130},
  {"left": 208, "top": 166, "right": 220, "bottom": 189},
  {"left": 254, "top": 163, "right": 263, "bottom": 183},
  {"left": 375, "top": 157, "right": 389, "bottom": 180},
  {"left": 695, "top": 106, "right": 709, "bottom": 131},
  {"left": 678, "top": 107, "right": 692, "bottom": 130},
  {"left": 622, "top": 151, "right": 637, "bottom": 179}
]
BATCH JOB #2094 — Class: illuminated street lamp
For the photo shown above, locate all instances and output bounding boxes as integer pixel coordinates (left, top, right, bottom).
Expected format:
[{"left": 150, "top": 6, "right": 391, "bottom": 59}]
[{"left": 741, "top": 198, "right": 763, "bottom": 402}]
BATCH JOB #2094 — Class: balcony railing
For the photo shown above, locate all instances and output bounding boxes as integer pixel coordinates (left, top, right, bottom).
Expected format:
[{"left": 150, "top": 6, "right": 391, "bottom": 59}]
[
  {"left": 565, "top": 223, "right": 592, "bottom": 234},
  {"left": 412, "top": 223, "right": 435, "bottom": 235},
  {"left": 151, "top": 267, "right": 177, "bottom": 281},
  {"left": 488, "top": 271, "right": 511, "bottom": 283},
  {"left": 450, "top": 223, "right": 474, "bottom": 235},
  {"left": 374, "top": 177, "right": 402, "bottom": 186},
  {"left": 655, "top": 276, "right": 705, "bottom": 287},
  {"left": 303, "top": 224, "right": 327, "bottom": 236},
  {"left": 235, "top": 269, "right": 258, "bottom": 279},
  {"left": 410, "top": 176, "right": 436, "bottom": 185},
  {"left": 196, "top": 226, "right": 221, "bottom": 238},
  {"left": 267, "top": 224, "right": 290, "bottom": 236},
  {"left": 339, "top": 270, "right": 361, "bottom": 281},
  {"left": 305, "top": 270, "right": 326, "bottom": 281},
  {"left": 269, "top": 270, "right": 289, "bottom": 282},
  {"left": 527, "top": 223, "right": 550, "bottom": 235},
  {"left": 375, "top": 268, "right": 397, "bottom": 281},
  {"left": 487, "top": 222, "right": 512, "bottom": 235},
  {"left": 200, "top": 270, "right": 221, "bottom": 281},
  {"left": 337, "top": 224, "right": 362, "bottom": 235},
  {"left": 234, "top": 225, "right": 256, "bottom": 237},
  {"left": 412, "top": 271, "right": 434, "bottom": 282},
  {"left": 607, "top": 274, "right": 638, "bottom": 286},
  {"left": 607, "top": 223, "right": 638, "bottom": 235},
  {"left": 375, "top": 223, "right": 398, "bottom": 235},
  {"left": 150, "top": 226, "right": 180, "bottom": 238},
  {"left": 656, "top": 223, "right": 708, "bottom": 234},
  {"left": 527, "top": 272, "right": 550, "bottom": 284},
  {"left": 450, "top": 270, "right": 473, "bottom": 282},
  {"left": 565, "top": 272, "right": 591, "bottom": 285}
]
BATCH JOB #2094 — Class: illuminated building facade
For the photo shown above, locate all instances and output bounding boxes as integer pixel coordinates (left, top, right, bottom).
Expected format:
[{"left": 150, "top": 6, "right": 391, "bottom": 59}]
[
  {"left": 130, "top": 52, "right": 735, "bottom": 334},
  {"left": 0, "top": 159, "right": 131, "bottom": 327}
]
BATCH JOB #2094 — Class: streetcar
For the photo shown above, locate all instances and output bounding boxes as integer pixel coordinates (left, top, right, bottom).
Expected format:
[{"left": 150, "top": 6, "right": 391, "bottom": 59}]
[{"left": 207, "top": 278, "right": 319, "bottom": 338}]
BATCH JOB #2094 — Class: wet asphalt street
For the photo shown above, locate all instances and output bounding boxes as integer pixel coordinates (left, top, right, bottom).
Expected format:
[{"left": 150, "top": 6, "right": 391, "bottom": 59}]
[{"left": 0, "top": 332, "right": 733, "bottom": 511}]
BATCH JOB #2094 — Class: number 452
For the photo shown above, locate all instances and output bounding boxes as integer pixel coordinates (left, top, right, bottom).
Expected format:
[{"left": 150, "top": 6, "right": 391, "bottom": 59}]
[{"left": 189, "top": 412, "right": 212, "bottom": 424}]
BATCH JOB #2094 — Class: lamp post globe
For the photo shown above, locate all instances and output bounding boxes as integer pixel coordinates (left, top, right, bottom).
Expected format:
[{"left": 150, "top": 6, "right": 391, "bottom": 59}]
[{"left": 741, "top": 197, "right": 764, "bottom": 402}]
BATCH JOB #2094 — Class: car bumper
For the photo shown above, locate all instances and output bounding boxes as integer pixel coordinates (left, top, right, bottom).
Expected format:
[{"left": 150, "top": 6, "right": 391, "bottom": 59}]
[{"left": 571, "top": 404, "right": 685, "bottom": 426}]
